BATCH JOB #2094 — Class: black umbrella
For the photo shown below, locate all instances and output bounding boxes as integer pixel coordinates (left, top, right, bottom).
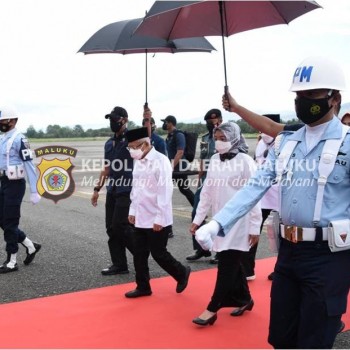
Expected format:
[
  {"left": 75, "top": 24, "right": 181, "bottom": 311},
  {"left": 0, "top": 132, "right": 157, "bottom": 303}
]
[
  {"left": 134, "top": 1, "right": 322, "bottom": 94},
  {"left": 78, "top": 17, "right": 215, "bottom": 108}
]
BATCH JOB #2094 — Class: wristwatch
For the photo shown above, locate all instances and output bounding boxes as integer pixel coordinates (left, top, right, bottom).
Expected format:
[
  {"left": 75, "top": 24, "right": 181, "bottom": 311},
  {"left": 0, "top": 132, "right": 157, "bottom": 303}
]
[{"left": 93, "top": 186, "right": 101, "bottom": 192}]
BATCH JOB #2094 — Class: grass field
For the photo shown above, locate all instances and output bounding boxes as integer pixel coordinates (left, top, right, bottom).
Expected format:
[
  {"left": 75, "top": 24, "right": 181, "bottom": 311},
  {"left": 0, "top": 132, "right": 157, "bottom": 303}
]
[{"left": 30, "top": 133, "right": 259, "bottom": 143}]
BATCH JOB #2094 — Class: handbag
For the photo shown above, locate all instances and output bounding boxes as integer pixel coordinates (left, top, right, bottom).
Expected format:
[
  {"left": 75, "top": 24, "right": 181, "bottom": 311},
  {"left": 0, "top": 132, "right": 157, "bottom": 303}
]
[
  {"left": 328, "top": 219, "right": 350, "bottom": 252},
  {"left": 6, "top": 130, "right": 25, "bottom": 180}
]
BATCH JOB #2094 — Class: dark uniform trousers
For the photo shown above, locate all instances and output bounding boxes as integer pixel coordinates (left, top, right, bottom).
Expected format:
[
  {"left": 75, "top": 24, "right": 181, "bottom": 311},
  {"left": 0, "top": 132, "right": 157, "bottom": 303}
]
[
  {"left": 133, "top": 225, "right": 187, "bottom": 291},
  {"left": 0, "top": 177, "right": 27, "bottom": 254},
  {"left": 241, "top": 208, "right": 271, "bottom": 276},
  {"left": 269, "top": 238, "right": 350, "bottom": 349},
  {"left": 172, "top": 173, "right": 195, "bottom": 207},
  {"left": 207, "top": 249, "right": 251, "bottom": 312},
  {"left": 105, "top": 191, "right": 134, "bottom": 270}
]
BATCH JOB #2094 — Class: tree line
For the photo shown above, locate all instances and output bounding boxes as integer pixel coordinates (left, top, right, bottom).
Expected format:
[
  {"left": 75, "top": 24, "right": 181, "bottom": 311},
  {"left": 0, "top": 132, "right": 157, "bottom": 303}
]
[{"left": 25, "top": 118, "right": 301, "bottom": 138}]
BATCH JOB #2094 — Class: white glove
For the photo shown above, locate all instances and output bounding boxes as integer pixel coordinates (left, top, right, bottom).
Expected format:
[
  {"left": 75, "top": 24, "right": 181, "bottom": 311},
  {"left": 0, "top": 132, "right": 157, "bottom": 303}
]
[
  {"left": 195, "top": 220, "right": 220, "bottom": 251},
  {"left": 30, "top": 193, "right": 41, "bottom": 205}
]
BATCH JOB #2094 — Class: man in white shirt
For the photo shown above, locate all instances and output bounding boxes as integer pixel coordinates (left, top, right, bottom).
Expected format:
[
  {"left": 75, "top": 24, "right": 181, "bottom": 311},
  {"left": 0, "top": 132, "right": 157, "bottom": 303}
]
[{"left": 124, "top": 127, "right": 191, "bottom": 298}]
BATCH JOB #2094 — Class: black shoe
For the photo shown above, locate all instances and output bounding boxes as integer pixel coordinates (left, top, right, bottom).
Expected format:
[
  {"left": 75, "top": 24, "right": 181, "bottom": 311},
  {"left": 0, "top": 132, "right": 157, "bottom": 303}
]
[
  {"left": 23, "top": 243, "right": 41, "bottom": 265},
  {"left": 125, "top": 289, "right": 152, "bottom": 298},
  {"left": 101, "top": 265, "right": 129, "bottom": 276},
  {"left": 192, "top": 313, "right": 217, "bottom": 326},
  {"left": 338, "top": 320, "right": 345, "bottom": 333},
  {"left": 267, "top": 272, "right": 274, "bottom": 281},
  {"left": 0, "top": 263, "right": 18, "bottom": 274},
  {"left": 176, "top": 266, "right": 191, "bottom": 293},
  {"left": 230, "top": 299, "right": 254, "bottom": 316},
  {"left": 0, "top": 254, "right": 10, "bottom": 268},
  {"left": 168, "top": 231, "right": 174, "bottom": 238},
  {"left": 209, "top": 254, "right": 218, "bottom": 264},
  {"left": 186, "top": 250, "right": 211, "bottom": 261}
]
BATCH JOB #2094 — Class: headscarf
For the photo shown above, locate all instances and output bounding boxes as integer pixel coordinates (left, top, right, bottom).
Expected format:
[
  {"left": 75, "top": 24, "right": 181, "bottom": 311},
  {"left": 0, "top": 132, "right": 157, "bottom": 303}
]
[{"left": 214, "top": 122, "right": 249, "bottom": 155}]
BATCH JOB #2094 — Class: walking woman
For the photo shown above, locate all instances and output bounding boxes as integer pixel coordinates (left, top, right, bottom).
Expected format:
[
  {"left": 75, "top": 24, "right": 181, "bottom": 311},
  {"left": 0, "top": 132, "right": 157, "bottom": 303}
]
[{"left": 190, "top": 122, "right": 261, "bottom": 326}]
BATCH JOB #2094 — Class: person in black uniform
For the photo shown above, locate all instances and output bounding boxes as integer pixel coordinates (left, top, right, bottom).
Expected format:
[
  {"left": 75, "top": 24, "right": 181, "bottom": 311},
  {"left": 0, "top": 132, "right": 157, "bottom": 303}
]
[
  {"left": 162, "top": 115, "right": 195, "bottom": 207},
  {"left": 91, "top": 106, "right": 134, "bottom": 275},
  {"left": 186, "top": 109, "right": 223, "bottom": 263},
  {"left": 141, "top": 109, "right": 167, "bottom": 156}
]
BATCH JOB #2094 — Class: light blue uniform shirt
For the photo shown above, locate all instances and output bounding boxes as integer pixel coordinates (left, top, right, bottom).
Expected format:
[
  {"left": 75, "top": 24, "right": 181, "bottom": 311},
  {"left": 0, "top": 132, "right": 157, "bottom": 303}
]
[
  {"left": 214, "top": 117, "right": 350, "bottom": 236},
  {"left": 0, "top": 128, "right": 38, "bottom": 193}
]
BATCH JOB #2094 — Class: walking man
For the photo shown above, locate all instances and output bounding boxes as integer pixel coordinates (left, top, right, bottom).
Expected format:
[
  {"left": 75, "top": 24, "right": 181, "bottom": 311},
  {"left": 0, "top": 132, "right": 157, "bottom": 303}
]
[
  {"left": 161, "top": 115, "right": 195, "bottom": 207},
  {"left": 0, "top": 106, "right": 41, "bottom": 273},
  {"left": 125, "top": 127, "right": 191, "bottom": 298},
  {"left": 198, "top": 56, "right": 350, "bottom": 348},
  {"left": 91, "top": 106, "right": 134, "bottom": 275}
]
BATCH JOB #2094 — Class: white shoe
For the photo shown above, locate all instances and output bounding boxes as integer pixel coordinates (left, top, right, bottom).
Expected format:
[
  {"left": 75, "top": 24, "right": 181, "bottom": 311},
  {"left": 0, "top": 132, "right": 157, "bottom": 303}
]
[{"left": 246, "top": 275, "right": 256, "bottom": 281}]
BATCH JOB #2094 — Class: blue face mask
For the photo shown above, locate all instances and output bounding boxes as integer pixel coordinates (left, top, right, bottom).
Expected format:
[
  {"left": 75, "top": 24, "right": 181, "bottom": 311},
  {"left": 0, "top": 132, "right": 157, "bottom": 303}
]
[{"left": 295, "top": 95, "right": 332, "bottom": 125}]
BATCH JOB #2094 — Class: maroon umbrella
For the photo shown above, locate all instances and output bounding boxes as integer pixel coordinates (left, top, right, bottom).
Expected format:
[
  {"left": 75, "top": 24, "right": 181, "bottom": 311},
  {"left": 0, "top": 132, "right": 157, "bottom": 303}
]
[{"left": 134, "top": 1, "right": 322, "bottom": 94}]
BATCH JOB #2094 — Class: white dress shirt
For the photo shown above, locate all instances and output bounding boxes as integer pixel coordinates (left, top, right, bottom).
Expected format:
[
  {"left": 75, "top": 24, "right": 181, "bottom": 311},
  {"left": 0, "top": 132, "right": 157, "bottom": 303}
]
[
  {"left": 193, "top": 153, "right": 262, "bottom": 252},
  {"left": 129, "top": 147, "right": 173, "bottom": 229}
]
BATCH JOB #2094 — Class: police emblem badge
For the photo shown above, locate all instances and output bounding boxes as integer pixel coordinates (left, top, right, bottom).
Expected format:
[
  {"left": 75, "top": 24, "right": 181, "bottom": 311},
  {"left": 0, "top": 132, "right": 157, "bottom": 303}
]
[{"left": 35, "top": 146, "right": 77, "bottom": 203}]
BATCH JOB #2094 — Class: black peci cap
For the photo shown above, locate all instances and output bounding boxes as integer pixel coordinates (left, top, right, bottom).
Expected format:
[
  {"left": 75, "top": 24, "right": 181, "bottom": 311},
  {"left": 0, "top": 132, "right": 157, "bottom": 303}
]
[
  {"left": 105, "top": 106, "right": 128, "bottom": 119},
  {"left": 125, "top": 127, "right": 149, "bottom": 143},
  {"left": 160, "top": 115, "right": 177, "bottom": 126}
]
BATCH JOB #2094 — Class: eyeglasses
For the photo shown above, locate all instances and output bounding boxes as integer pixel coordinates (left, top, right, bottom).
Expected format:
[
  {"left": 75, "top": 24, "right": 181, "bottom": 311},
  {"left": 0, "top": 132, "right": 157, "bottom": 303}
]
[{"left": 126, "top": 142, "right": 145, "bottom": 151}]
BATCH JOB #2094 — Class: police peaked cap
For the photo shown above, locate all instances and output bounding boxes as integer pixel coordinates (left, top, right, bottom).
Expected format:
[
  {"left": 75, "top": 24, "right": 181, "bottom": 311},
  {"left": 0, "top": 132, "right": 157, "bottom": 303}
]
[
  {"left": 263, "top": 114, "right": 281, "bottom": 123},
  {"left": 125, "top": 127, "right": 149, "bottom": 143},
  {"left": 105, "top": 106, "right": 128, "bottom": 119}
]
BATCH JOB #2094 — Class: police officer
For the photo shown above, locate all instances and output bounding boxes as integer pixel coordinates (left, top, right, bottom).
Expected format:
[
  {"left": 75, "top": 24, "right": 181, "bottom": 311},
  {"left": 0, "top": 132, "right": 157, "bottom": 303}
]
[
  {"left": 186, "top": 109, "right": 222, "bottom": 263},
  {"left": 142, "top": 115, "right": 167, "bottom": 156},
  {"left": 197, "top": 56, "right": 350, "bottom": 348},
  {"left": 161, "top": 115, "right": 195, "bottom": 207},
  {"left": 0, "top": 106, "right": 41, "bottom": 273},
  {"left": 91, "top": 106, "right": 134, "bottom": 275}
]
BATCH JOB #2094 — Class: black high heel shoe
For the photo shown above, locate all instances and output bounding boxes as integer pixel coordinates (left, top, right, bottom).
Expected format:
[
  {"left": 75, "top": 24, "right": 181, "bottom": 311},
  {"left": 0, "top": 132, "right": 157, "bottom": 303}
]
[
  {"left": 230, "top": 299, "right": 254, "bottom": 316},
  {"left": 192, "top": 313, "right": 217, "bottom": 326}
]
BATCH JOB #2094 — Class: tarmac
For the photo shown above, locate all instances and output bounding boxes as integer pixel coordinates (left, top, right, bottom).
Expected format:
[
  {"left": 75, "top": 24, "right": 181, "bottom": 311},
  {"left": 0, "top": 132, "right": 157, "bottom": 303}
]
[{"left": 0, "top": 138, "right": 349, "bottom": 349}]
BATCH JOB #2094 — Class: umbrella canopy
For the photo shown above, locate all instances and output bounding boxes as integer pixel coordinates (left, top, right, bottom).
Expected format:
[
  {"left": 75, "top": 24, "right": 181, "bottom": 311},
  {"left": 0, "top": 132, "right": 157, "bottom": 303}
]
[
  {"left": 134, "top": 1, "right": 322, "bottom": 90},
  {"left": 78, "top": 17, "right": 215, "bottom": 106}
]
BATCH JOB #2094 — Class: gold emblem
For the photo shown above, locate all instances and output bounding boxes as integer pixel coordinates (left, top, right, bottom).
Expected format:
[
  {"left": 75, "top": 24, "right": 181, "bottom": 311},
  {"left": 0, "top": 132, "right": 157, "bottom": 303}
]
[{"left": 36, "top": 158, "right": 75, "bottom": 203}]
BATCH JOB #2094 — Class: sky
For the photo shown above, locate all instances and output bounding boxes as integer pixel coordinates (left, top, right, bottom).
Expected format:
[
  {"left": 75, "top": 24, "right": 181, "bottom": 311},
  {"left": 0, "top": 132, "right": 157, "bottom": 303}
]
[{"left": 0, "top": 0, "right": 349, "bottom": 132}]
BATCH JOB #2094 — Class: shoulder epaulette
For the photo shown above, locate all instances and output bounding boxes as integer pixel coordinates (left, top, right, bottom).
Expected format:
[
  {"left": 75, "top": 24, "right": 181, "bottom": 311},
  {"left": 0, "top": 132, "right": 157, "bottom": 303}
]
[{"left": 274, "top": 130, "right": 294, "bottom": 156}]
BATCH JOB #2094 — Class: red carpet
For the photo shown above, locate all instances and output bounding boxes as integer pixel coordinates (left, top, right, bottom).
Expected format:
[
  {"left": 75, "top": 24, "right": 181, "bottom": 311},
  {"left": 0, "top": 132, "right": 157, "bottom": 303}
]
[{"left": 0, "top": 257, "right": 349, "bottom": 349}]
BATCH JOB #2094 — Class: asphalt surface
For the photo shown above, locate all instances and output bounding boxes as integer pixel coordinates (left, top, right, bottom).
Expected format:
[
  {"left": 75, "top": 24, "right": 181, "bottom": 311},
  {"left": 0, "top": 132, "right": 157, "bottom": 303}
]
[{"left": 0, "top": 139, "right": 349, "bottom": 349}]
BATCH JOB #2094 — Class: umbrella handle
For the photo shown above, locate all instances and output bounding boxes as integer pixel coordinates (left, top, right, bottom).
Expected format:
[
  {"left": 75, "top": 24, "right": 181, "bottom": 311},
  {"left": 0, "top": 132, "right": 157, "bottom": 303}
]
[
  {"left": 223, "top": 85, "right": 230, "bottom": 111},
  {"left": 144, "top": 102, "right": 148, "bottom": 109}
]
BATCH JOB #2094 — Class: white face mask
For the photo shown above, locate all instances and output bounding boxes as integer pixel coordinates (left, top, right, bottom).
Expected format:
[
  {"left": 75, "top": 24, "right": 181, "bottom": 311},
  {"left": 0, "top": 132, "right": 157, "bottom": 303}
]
[
  {"left": 215, "top": 140, "right": 231, "bottom": 154},
  {"left": 261, "top": 133, "right": 274, "bottom": 144},
  {"left": 129, "top": 148, "right": 143, "bottom": 160},
  {"left": 128, "top": 143, "right": 145, "bottom": 160}
]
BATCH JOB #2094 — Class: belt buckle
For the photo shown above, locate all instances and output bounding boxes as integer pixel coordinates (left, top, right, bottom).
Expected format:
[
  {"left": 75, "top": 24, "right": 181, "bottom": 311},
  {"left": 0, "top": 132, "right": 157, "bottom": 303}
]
[{"left": 285, "top": 225, "right": 298, "bottom": 243}]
